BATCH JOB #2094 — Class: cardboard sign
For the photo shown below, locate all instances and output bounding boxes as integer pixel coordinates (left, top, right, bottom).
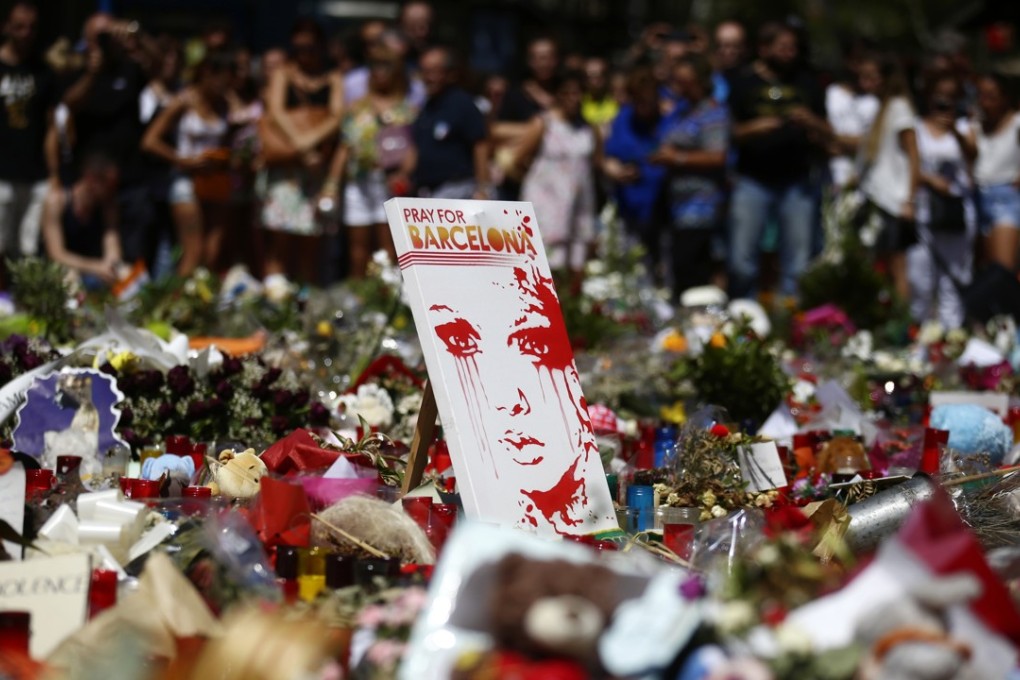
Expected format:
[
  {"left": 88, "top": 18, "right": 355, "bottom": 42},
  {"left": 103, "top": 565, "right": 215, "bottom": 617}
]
[
  {"left": 0, "top": 460, "right": 26, "bottom": 559},
  {"left": 0, "top": 553, "right": 91, "bottom": 658},
  {"left": 739, "top": 441, "right": 788, "bottom": 492},
  {"left": 386, "top": 198, "right": 617, "bottom": 535},
  {"left": 930, "top": 391, "right": 1010, "bottom": 418}
]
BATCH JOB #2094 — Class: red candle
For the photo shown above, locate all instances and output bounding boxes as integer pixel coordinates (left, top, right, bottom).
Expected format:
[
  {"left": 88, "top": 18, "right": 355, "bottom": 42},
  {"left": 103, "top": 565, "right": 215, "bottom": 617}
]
[
  {"left": 664, "top": 523, "right": 697, "bottom": 561},
  {"left": 401, "top": 496, "right": 433, "bottom": 526},
  {"left": 0, "top": 611, "right": 30, "bottom": 655},
  {"left": 182, "top": 485, "right": 212, "bottom": 498},
  {"left": 25, "top": 468, "right": 55, "bottom": 497},
  {"left": 56, "top": 455, "right": 82, "bottom": 479},
  {"left": 88, "top": 569, "right": 118, "bottom": 619},
  {"left": 129, "top": 478, "right": 160, "bottom": 500}
]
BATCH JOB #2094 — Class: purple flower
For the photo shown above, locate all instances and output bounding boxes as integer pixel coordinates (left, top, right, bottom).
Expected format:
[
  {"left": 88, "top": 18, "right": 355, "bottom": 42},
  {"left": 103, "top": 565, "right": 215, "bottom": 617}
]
[
  {"left": 270, "top": 415, "right": 290, "bottom": 434},
  {"left": 309, "top": 401, "right": 330, "bottom": 426},
  {"left": 262, "top": 367, "right": 282, "bottom": 386},
  {"left": 187, "top": 400, "right": 210, "bottom": 419},
  {"left": 215, "top": 380, "right": 234, "bottom": 400},
  {"left": 679, "top": 575, "right": 706, "bottom": 600},
  {"left": 98, "top": 362, "right": 117, "bottom": 376},
  {"left": 136, "top": 370, "right": 164, "bottom": 393},
  {"left": 221, "top": 356, "right": 243, "bottom": 376},
  {"left": 273, "top": 390, "right": 293, "bottom": 409},
  {"left": 0, "top": 363, "right": 11, "bottom": 385},
  {"left": 157, "top": 402, "right": 175, "bottom": 420},
  {"left": 292, "top": 390, "right": 310, "bottom": 408},
  {"left": 167, "top": 366, "right": 195, "bottom": 397},
  {"left": 20, "top": 351, "right": 42, "bottom": 370},
  {"left": 120, "top": 406, "right": 134, "bottom": 427}
]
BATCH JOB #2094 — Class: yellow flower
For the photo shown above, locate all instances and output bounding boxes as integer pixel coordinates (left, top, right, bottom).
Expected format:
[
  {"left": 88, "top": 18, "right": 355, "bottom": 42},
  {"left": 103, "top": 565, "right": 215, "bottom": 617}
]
[
  {"left": 710, "top": 332, "right": 727, "bottom": 348},
  {"left": 315, "top": 320, "right": 333, "bottom": 338},
  {"left": 700, "top": 490, "right": 717, "bottom": 507},
  {"left": 662, "top": 329, "right": 688, "bottom": 353},
  {"left": 105, "top": 350, "right": 138, "bottom": 372},
  {"left": 660, "top": 401, "right": 686, "bottom": 425}
]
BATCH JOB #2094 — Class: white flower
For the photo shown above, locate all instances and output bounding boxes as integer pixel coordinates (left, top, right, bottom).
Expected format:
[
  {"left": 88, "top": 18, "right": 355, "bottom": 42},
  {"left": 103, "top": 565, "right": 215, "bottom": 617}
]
[
  {"left": 372, "top": 250, "right": 393, "bottom": 268},
  {"left": 842, "top": 330, "right": 873, "bottom": 361},
  {"left": 585, "top": 260, "right": 606, "bottom": 276},
  {"left": 757, "top": 544, "right": 780, "bottom": 566},
  {"left": 263, "top": 273, "right": 295, "bottom": 304},
  {"left": 791, "top": 379, "right": 816, "bottom": 404},
  {"left": 710, "top": 505, "right": 727, "bottom": 518},
  {"left": 338, "top": 383, "right": 395, "bottom": 429},
  {"left": 918, "top": 320, "right": 945, "bottom": 346},
  {"left": 775, "top": 623, "right": 813, "bottom": 655},
  {"left": 715, "top": 601, "right": 755, "bottom": 632}
]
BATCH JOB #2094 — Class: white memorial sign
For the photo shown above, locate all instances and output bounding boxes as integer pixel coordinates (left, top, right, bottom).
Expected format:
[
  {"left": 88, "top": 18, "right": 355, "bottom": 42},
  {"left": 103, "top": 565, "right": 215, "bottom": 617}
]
[{"left": 386, "top": 198, "right": 617, "bottom": 535}]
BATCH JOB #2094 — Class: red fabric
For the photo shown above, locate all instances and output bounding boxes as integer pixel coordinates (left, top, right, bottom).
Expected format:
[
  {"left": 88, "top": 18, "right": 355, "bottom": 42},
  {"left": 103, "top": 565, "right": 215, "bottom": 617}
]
[
  {"left": 248, "top": 476, "right": 311, "bottom": 547},
  {"left": 262, "top": 429, "right": 379, "bottom": 479},
  {"left": 898, "top": 486, "right": 1020, "bottom": 645}
]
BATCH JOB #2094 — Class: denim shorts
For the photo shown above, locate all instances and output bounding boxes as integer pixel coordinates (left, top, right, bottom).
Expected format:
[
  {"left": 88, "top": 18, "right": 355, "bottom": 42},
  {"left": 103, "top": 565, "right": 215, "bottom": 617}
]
[{"left": 977, "top": 183, "right": 1020, "bottom": 234}]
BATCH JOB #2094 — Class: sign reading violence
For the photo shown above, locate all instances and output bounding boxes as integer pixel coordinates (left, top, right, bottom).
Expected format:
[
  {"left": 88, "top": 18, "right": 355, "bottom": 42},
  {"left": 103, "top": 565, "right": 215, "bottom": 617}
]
[{"left": 386, "top": 198, "right": 617, "bottom": 536}]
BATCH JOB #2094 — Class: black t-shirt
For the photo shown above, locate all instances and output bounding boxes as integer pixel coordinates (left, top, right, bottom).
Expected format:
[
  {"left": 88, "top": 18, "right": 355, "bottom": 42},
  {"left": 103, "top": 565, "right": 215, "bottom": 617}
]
[
  {"left": 68, "top": 58, "right": 145, "bottom": 176},
  {"left": 0, "top": 57, "right": 56, "bottom": 182},
  {"left": 729, "top": 67, "right": 826, "bottom": 184},
  {"left": 412, "top": 86, "right": 486, "bottom": 189},
  {"left": 497, "top": 84, "right": 543, "bottom": 123}
]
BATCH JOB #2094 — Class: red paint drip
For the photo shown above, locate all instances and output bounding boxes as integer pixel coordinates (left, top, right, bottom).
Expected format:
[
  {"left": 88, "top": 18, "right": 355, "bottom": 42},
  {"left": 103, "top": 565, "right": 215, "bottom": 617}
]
[{"left": 522, "top": 454, "right": 587, "bottom": 532}]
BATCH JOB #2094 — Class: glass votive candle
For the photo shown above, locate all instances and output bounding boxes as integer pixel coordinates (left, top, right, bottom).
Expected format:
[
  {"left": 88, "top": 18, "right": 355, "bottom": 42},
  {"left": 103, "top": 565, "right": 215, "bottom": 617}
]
[
  {"left": 0, "top": 611, "right": 31, "bottom": 655},
  {"left": 663, "top": 523, "right": 697, "bottom": 561},
  {"left": 56, "top": 455, "right": 82, "bottom": 479},
  {"left": 129, "top": 478, "right": 160, "bottom": 500},
  {"left": 625, "top": 485, "right": 654, "bottom": 532},
  {"left": 25, "top": 468, "right": 55, "bottom": 497},
  {"left": 431, "top": 503, "right": 458, "bottom": 530},
  {"left": 655, "top": 506, "right": 701, "bottom": 531},
  {"left": 401, "top": 496, "right": 433, "bottom": 526},
  {"left": 88, "top": 569, "right": 118, "bottom": 619},
  {"left": 164, "top": 435, "right": 190, "bottom": 455},
  {"left": 182, "top": 485, "right": 212, "bottom": 499},
  {"left": 118, "top": 476, "right": 134, "bottom": 495}
]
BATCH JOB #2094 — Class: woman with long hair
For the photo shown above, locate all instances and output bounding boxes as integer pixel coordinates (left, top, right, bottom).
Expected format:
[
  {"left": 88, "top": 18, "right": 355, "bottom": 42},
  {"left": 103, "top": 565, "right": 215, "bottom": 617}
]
[
  {"left": 324, "top": 44, "right": 414, "bottom": 278},
  {"left": 960, "top": 73, "right": 1020, "bottom": 271},
  {"left": 517, "top": 70, "right": 601, "bottom": 287},
  {"left": 858, "top": 54, "right": 920, "bottom": 302},
  {"left": 907, "top": 73, "right": 977, "bottom": 328},
  {"left": 142, "top": 50, "right": 237, "bottom": 275},
  {"left": 260, "top": 18, "right": 343, "bottom": 285}
]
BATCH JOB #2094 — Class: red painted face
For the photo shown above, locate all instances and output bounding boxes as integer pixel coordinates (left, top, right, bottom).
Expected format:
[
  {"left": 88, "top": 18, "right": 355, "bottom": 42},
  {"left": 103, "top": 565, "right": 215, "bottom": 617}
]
[{"left": 428, "top": 265, "right": 597, "bottom": 534}]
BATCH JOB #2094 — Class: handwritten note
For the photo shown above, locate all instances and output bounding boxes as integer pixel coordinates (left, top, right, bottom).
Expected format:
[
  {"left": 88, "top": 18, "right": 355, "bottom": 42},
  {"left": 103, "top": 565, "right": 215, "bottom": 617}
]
[{"left": 738, "top": 441, "right": 788, "bottom": 492}]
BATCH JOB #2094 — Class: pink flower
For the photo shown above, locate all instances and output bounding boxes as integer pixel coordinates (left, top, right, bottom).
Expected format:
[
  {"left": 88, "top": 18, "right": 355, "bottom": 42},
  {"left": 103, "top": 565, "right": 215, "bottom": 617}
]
[
  {"left": 366, "top": 639, "right": 406, "bottom": 667},
  {"left": 357, "top": 604, "right": 386, "bottom": 629}
]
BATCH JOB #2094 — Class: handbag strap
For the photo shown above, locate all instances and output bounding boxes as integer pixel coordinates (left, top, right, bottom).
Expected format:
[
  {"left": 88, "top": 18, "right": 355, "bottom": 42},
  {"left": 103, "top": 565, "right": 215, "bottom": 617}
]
[{"left": 917, "top": 231, "right": 967, "bottom": 294}]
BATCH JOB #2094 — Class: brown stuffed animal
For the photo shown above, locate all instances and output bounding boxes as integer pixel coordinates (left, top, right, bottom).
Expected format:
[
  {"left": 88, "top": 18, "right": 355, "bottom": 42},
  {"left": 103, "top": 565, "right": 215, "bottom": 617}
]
[{"left": 489, "top": 553, "right": 621, "bottom": 672}]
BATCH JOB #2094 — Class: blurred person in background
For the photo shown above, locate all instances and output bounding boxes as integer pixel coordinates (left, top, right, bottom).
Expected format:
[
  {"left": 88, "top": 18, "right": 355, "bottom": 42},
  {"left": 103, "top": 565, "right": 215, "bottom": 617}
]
[
  {"left": 62, "top": 12, "right": 159, "bottom": 265},
  {"left": 713, "top": 21, "right": 747, "bottom": 88},
  {"left": 726, "top": 21, "right": 830, "bottom": 301},
  {"left": 400, "top": 45, "right": 489, "bottom": 201},
  {"left": 142, "top": 51, "right": 239, "bottom": 275},
  {"left": 907, "top": 73, "right": 976, "bottom": 328},
  {"left": 603, "top": 64, "right": 677, "bottom": 284},
  {"left": 517, "top": 71, "right": 600, "bottom": 286},
  {"left": 325, "top": 44, "right": 414, "bottom": 277},
  {"left": 41, "top": 153, "right": 122, "bottom": 290},
  {"left": 343, "top": 20, "right": 388, "bottom": 105},
  {"left": 581, "top": 56, "right": 617, "bottom": 136},
  {"left": 399, "top": 0, "right": 434, "bottom": 69},
  {"left": 494, "top": 35, "right": 560, "bottom": 200},
  {"left": 260, "top": 18, "right": 344, "bottom": 285},
  {"left": 959, "top": 73, "right": 1020, "bottom": 271},
  {"left": 0, "top": 1, "right": 54, "bottom": 270},
  {"left": 827, "top": 50, "right": 880, "bottom": 190},
  {"left": 658, "top": 30, "right": 691, "bottom": 115},
  {"left": 859, "top": 54, "right": 920, "bottom": 302},
  {"left": 652, "top": 54, "right": 730, "bottom": 299}
]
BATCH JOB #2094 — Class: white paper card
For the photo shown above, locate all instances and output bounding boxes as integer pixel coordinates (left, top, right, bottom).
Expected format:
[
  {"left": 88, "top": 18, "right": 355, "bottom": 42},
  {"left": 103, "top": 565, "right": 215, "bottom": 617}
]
[
  {"left": 386, "top": 198, "right": 617, "bottom": 535},
  {"left": 0, "top": 462, "right": 26, "bottom": 559},
  {"left": 738, "top": 441, "right": 787, "bottom": 492},
  {"left": 930, "top": 391, "right": 1010, "bottom": 417},
  {"left": 0, "top": 553, "right": 91, "bottom": 658}
]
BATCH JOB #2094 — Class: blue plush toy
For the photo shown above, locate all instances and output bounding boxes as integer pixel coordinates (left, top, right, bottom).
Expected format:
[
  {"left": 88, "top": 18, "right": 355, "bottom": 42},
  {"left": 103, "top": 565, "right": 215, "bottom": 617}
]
[{"left": 929, "top": 404, "right": 1012, "bottom": 467}]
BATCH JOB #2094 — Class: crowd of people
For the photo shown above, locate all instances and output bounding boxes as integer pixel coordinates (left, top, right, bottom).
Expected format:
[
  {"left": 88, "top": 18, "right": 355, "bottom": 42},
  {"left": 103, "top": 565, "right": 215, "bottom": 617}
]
[{"left": 1, "top": 1, "right": 1018, "bottom": 328}]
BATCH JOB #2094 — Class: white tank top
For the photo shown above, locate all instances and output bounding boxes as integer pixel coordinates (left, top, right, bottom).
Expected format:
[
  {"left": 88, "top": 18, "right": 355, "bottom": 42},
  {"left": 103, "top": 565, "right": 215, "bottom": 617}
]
[
  {"left": 967, "top": 112, "right": 1020, "bottom": 186},
  {"left": 176, "top": 109, "right": 228, "bottom": 159}
]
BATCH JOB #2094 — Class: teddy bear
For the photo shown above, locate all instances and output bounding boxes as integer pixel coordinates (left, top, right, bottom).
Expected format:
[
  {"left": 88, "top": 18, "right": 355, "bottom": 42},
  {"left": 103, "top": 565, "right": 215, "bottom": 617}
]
[
  {"left": 855, "top": 573, "right": 982, "bottom": 680},
  {"left": 207, "top": 448, "right": 267, "bottom": 499}
]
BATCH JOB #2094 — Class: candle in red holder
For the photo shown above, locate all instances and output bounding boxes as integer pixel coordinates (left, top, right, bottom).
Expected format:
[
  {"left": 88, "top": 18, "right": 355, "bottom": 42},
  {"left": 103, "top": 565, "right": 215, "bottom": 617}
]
[
  {"left": 663, "top": 523, "right": 696, "bottom": 561},
  {"left": 182, "top": 485, "right": 212, "bottom": 498},
  {"left": 0, "top": 611, "right": 31, "bottom": 655},
  {"left": 919, "top": 428, "right": 949, "bottom": 475},
  {"left": 25, "top": 468, "right": 55, "bottom": 497},
  {"left": 88, "top": 569, "right": 118, "bottom": 619},
  {"left": 432, "top": 503, "right": 457, "bottom": 531},
  {"left": 165, "top": 435, "right": 190, "bottom": 455},
  {"left": 401, "top": 496, "right": 432, "bottom": 527},
  {"left": 189, "top": 443, "right": 208, "bottom": 474},
  {"left": 129, "top": 478, "right": 160, "bottom": 500},
  {"left": 56, "top": 455, "right": 82, "bottom": 479},
  {"left": 634, "top": 422, "right": 657, "bottom": 470},
  {"left": 118, "top": 476, "right": 134, "bottom": 496}
]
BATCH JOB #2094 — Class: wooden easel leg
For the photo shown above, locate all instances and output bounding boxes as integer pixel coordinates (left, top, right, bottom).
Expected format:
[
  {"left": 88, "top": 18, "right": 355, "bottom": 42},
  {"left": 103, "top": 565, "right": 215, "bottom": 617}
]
[{"left": 402, "top": 380, "right": 438, "bottom": 494}]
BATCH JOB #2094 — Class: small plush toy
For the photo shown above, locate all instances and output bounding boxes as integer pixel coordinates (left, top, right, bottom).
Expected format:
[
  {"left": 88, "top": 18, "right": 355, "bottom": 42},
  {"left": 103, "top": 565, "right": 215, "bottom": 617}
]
[
  {"left": 929, "top": 404, "right": 1012, "bottom": 467},
  {"left": 855, "top": 573, "right": 981, "bottom": 680},
  {"left": 207, "top": 448, "right": 267, "bottom": 498}
]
